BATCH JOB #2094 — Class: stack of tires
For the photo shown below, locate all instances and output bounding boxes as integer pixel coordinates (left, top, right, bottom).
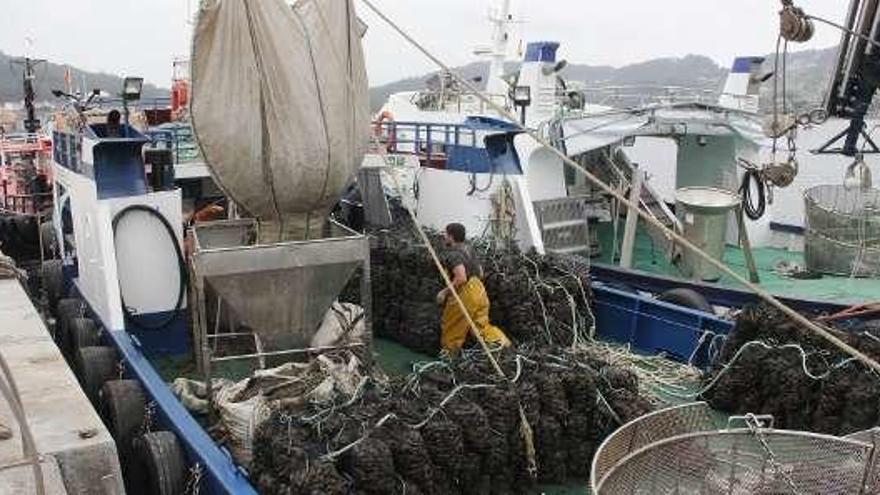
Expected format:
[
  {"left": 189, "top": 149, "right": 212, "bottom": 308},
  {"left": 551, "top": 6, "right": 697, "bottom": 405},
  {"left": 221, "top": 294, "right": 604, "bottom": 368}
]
[{"left": 39, "top": 237, "right": 192, "bottom": 495}]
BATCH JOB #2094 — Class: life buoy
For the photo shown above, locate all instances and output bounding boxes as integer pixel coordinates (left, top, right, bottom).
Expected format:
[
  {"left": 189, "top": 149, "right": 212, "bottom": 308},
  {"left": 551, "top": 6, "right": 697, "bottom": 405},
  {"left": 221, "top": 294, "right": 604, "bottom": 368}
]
[{"left": 373, "top": 110, "right": 397, "bottom": 152}]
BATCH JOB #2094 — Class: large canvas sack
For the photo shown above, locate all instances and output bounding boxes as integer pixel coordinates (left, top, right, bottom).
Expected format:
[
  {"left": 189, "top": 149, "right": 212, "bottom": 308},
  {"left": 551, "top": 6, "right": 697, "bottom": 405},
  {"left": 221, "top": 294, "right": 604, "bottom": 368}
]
[{"left": 192, "top": 0, "right": 370, "bottom": 241}]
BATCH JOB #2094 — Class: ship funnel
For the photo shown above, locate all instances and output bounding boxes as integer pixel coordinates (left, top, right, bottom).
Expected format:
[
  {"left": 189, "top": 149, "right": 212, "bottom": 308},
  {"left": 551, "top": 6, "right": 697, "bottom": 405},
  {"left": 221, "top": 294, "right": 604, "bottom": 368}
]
[{"left": 190, "top": 219, "right": 370, "bottom": 361}]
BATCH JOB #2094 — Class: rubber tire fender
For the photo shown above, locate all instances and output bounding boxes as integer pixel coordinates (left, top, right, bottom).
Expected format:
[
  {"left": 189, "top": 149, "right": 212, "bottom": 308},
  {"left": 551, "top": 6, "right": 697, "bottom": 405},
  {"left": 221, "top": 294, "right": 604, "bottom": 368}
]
[
  {"left": 40, "top": 220, "right": 57, "bottom": 259},
  {"left": 657, "top": 288, "right": 714, "bottom": 314},
  {"left": 55, "top": 297, "right": 83, "bottom": 355},
  {"left": 134, "top": 431, "right": 187, "bottom": 495},
  {"left": 101, "top": 380, "right": 147, "bottom": 494},
  {"left": 68, "top": 317, "right": 100, "bottom": 356},
  {"left": 75, "top": 346, "right": 118, "bottom": 405},
  {"left": 41, "top": 259, "right": 64, "bottom": 315}
]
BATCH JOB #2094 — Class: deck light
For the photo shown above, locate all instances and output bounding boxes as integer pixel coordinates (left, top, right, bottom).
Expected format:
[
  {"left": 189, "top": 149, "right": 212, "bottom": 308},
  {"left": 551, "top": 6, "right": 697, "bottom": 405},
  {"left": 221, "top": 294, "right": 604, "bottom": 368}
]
[
  {"left": 122, "top": 77, "right": 144, "bottom": 102},
  {"left": 513, "top": 86, "right": 531, "bottom": 125},
  {"left": 513, "top": 86, "right": 531, "bottom": 106}
]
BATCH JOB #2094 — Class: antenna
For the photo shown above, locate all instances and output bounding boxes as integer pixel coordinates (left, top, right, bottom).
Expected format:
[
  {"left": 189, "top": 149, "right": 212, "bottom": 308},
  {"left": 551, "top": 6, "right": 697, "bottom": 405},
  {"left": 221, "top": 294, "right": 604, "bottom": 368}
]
[
  {"left": 11, "top": 50, "right": 46, "bottom": 134},
  {"left": 24, "top": 36, "right": 35, "bottom": 58},
  {"left": 485, "top": 0, "right": 514, "bottom": 96}
]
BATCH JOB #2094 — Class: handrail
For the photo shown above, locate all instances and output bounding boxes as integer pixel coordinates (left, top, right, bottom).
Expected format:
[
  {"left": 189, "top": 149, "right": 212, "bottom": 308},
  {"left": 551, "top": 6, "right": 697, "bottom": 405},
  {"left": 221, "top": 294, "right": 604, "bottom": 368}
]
[
  {"left": 0, "top": 134, "right": 52, "bottom": 155},
  {"left": 372, "top": 121, "right": 480, "bottom": 157}
]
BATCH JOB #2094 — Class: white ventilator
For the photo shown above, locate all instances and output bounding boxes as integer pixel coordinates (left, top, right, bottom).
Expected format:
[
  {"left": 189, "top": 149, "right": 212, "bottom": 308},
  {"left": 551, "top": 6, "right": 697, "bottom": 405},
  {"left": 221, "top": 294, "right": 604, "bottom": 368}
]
[{"left": 191, "top": 0, "right": 370, "bottom": 241}]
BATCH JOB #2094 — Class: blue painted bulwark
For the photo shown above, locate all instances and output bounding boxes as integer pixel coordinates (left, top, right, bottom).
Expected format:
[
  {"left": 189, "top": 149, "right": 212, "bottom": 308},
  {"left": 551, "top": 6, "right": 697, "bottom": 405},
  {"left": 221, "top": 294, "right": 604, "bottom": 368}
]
[
  {"left": 524, "top": 42, "right": 560, "bottom": 63},
  {"left": 593, "top": 285, "right": 733, "bottom": 369},
  {"left": 63, "top": 277, "right": 256, "bottom": 494},
  {"left": 106, "top": 329, "right": 258, "bottom": 495},
  {"left": 53, "top": 125, "right": 150, "bottom": 198},
  {"left": 590, "top": 262, "right": 851, "bottom": 314},
  {"left": 769, "top": 222, "right": 805, "bottom": 235},
  {"left": 88, "top": 124, "right": 149, "bottom": 199},
  {"left": 484, "top": 131, "right": 523, "bottom": 174},
  {"left": 731, "top": 56, "right": 765, "bottom": 74},
  {"left": 379, "top": 119, "right": 524, "bottom": 175},
  {"left": 126, "top": 310, "right": 191, "bottom": 356}
]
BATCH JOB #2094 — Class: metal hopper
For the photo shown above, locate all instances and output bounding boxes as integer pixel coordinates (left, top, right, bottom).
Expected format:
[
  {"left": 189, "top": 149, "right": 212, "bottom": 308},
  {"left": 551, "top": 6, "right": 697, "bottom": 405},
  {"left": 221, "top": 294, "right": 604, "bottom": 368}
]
[{"left": 189, "top": 218, "right": 371, "bottom": 372}]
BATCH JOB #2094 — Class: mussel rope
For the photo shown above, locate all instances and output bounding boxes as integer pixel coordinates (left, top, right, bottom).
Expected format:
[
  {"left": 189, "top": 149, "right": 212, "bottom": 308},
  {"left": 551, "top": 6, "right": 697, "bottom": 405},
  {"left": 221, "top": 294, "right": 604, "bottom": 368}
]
[
  {"left": 308, "top": 4, "right": 537, "bottom": 477},
  {"left": 112, "top": 205, "right": 188, "bottom": 331}
]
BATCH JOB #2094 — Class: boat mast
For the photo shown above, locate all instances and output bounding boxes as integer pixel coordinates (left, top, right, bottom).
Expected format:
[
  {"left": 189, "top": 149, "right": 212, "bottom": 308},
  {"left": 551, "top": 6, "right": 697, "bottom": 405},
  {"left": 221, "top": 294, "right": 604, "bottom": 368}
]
[
  {"left": 11, "top": 56, "right": 45, "bottom": 135},
  {"left": 485, "top": 0, "right": 513, "bottom": 97}
]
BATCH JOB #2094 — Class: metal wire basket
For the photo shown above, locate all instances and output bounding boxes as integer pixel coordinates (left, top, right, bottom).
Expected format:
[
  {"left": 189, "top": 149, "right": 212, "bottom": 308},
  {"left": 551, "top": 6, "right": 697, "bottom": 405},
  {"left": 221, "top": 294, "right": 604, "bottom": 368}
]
[
  {"left": 592, "top": 403, "right": 880, "bottom": 494},
  {"left": 804, "top": 185, "right": 880, "bottom": 277}
]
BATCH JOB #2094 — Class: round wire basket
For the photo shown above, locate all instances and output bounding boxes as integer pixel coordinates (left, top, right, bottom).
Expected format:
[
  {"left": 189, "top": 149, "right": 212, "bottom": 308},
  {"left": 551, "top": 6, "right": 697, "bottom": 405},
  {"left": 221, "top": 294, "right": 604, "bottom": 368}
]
[
  {"left": 592, "top": 402, "right": 880, "bottom": 495},
  {"left": 803, "top": 185, "right": 880, "bottom": 277}
]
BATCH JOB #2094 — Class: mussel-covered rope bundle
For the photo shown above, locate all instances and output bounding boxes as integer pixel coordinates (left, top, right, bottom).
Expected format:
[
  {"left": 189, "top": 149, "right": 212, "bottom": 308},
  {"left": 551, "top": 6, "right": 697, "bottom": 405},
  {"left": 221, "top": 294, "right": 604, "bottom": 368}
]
[
  {"left": 250, "top": 346, "right": 654, "bottom": 495},
  {"left": 357, "top": 221, "right": 597, "bottom": 356},
  {"left": 702, "top": 304, "right": 880, "bottom": 436},
  {"left": 238, "top": 207, "right": 690, "bottom": 492}
]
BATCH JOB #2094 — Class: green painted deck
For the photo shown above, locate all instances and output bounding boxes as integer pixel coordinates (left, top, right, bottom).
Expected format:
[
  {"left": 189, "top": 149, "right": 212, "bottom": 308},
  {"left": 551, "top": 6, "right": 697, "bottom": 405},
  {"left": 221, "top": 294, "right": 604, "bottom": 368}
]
[{"left": 594, "top": 223, "right": 880, "bottom": 305}]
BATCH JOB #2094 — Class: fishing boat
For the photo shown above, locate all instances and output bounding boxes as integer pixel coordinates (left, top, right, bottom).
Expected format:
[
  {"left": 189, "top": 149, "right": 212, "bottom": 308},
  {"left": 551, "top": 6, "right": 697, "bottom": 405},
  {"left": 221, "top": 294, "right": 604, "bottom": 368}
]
[
  {"left": 368, "top": 0, "right": 880, "bottom": 313},
  {"left": 0, "top": 56, "right": 55, "bottom": 266},
  {"left": 1, "top": 0, "right": 879, "bottom": 494}
]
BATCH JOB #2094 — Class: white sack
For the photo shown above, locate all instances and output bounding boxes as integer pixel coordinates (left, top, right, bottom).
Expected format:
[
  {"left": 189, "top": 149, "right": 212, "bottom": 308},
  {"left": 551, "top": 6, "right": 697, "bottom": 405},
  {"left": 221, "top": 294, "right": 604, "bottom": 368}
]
[{"left": 310, "top": 301, "right": 366, "bottom": 348}]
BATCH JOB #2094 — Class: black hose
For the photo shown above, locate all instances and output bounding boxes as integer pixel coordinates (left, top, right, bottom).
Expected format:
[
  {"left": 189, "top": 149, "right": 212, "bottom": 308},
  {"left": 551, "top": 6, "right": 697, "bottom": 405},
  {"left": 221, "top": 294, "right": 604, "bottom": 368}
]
[
  {"left": 112, "top": 205, "right": 188, "bottom": 331},
  {"left": 739, "top": 169, "right": 766, "bottom": 220},
  {"left": 466, "top": 173, "right": 494, "bottom": 196}
]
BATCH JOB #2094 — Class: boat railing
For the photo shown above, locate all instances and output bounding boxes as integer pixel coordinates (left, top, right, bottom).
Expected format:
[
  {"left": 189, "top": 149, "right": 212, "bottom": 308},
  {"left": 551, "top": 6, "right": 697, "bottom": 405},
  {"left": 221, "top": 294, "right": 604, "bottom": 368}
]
[
  {"left": 411, "top": 90, "right": 510, "bottom": 114},
  {"left": 1, "top": 192, "right": 53, "bottom": 216},
  {"left": 444, "top": 92, "right": 510, "bottom": 114},
  {"left": 372, "top": 120, "right": 481, "bottom": 163},
  {"left": 90, "top": 96, "right": 173, "bottom": 110},
  {"left": 582, "top": 84, "right": 721, "bottom": 108},
  {"left": 145, "top": 124, "right": 202, "bottom": 166},
  {"left": 0, "top": 134, "right": 52, "bottom": 158}
]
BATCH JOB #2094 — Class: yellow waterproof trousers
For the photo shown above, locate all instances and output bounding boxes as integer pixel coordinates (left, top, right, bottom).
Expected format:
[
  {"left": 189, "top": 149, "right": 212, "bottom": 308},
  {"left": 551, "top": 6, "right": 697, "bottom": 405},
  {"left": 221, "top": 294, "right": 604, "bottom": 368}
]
[{"left": 441, "top": 277, "right": 511, "bottom": 353}]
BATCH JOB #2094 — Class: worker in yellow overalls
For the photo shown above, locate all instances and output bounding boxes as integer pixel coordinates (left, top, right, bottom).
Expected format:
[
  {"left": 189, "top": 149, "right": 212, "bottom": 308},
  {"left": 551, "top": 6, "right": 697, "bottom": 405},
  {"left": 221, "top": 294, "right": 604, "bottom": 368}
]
[{"left": 436, "top": 223, "right": 511, "bottom": 354}]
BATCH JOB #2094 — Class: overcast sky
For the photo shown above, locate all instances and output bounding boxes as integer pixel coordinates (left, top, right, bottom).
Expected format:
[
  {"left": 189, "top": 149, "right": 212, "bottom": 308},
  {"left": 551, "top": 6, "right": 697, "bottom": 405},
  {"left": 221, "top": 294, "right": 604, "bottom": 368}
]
[{"left": 1, "top": 0, "right": 845, "bottom": 88}]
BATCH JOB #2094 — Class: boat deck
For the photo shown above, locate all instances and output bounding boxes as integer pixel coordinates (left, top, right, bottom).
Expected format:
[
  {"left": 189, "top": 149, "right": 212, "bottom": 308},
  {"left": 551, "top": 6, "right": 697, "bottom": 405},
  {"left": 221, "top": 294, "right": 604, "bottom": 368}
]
[{"left": 595, "top": 224, "right": 880, "bottom": 305}]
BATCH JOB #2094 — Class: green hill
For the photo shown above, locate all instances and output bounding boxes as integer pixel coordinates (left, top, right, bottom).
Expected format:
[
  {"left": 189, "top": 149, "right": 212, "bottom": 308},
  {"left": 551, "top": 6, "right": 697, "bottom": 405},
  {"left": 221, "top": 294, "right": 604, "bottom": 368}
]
[{"left": 370, "top": 47, "right": 841, "bottom": 112}]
